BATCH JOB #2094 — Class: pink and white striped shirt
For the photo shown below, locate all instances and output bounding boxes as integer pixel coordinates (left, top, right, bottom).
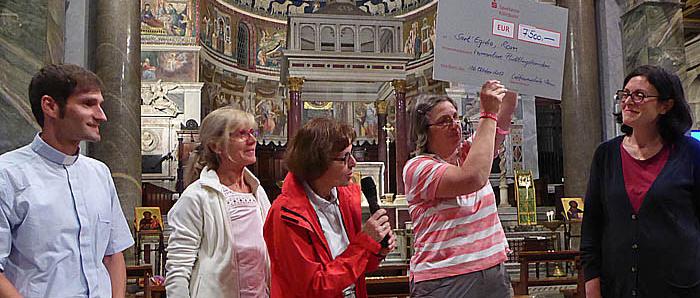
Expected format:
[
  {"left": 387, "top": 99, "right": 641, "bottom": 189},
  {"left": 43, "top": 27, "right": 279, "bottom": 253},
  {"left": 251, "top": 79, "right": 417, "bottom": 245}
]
[{"left": 403, "top": 155, "right": 508, "bottom": 282}]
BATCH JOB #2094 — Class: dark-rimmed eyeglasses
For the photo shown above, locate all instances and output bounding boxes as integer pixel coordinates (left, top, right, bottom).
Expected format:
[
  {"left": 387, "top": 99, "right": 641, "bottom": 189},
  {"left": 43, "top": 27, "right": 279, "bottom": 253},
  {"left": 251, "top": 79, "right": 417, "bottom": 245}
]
[
  {"left": 332, "top": 151, "right": 356, "bottom": 165},
  {"left": 615, "top": 90, "right": 660, "bottom": 104},
  {"left": 230, "top": 128, "right": 258, "bottom": 141},
  {"left": 427, "top": 116, "right": 461, "bottom": 128}
]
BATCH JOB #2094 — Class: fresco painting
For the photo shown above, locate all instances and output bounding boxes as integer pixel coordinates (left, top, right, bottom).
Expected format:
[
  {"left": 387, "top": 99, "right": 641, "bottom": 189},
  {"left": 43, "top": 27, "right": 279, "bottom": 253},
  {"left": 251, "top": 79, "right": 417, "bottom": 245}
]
[
  {"left": 354, "top": 102, "right": 378, "bottom": 139},
  {"left": 403, "top": 6, "right": 436, "bottom": 59},
  {"left": 141, "top": 0, "right": 195, "bottom": 37},
  {"left": 257, "top": 28, "right": 286, "bottom": 68},
  {"left": 255, "top": 96, "right": 286, "bottom": 136},
  {"left": 141, "top": 51, "right": 197, "bottom": 82}
]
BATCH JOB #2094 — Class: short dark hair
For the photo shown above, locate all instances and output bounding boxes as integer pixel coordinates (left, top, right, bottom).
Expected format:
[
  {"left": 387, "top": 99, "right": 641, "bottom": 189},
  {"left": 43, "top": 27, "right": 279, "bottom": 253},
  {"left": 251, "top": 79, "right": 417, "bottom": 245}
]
[
  {"left": 614, "top": 65, "right": 692, "bottom": 143},
  {"left": 409, "top": 94, "right": 457, "bottom": 155},
  {"left": 285, "top": 118, "right": 356, "bottom": 182},
  {"left": 28, "top": 64, "right": 103, "bottom": 127}
]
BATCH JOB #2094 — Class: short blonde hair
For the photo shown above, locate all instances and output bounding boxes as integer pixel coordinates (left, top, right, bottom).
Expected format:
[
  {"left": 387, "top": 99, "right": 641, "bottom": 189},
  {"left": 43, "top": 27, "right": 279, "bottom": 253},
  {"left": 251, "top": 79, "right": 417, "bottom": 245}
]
[{"left": 184, "top": 107, "right": 256, "bottom": 186}]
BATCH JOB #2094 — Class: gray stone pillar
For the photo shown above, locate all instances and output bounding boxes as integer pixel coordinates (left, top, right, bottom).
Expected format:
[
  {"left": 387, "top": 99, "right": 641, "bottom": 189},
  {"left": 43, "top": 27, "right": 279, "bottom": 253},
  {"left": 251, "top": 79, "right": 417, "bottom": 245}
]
[
  {"left": 557, "top": 0, "right": 601, "bottom": 197},
  {"left": 596, "top": 1, "right": 625, "bottom": 140},
  {"left": 90, "top": 1, "right": 141, "bottom": 237}
]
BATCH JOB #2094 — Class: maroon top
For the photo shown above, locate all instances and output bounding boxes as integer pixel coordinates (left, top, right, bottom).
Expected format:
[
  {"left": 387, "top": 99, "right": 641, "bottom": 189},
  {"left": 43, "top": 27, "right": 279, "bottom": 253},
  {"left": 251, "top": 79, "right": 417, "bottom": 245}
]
[{"left": 620, "top": 142, "right": 670, "bottom": 214}]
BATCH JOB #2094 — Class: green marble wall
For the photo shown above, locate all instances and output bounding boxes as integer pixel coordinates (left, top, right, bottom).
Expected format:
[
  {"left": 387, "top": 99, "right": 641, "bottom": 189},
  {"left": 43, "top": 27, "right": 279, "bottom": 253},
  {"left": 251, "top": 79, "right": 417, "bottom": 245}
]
[
  {"left": 621, "top": 2, "right": 685, "bottom": 74},
  {"left": 0, "top": 0, "right": 64, "bottom": 153}
]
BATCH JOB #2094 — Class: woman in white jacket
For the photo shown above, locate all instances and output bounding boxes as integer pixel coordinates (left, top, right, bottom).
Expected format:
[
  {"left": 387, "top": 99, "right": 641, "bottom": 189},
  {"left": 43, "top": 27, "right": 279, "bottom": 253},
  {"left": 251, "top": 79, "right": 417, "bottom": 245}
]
[{"left": 166, "top": 107, "right": 271, "bottom": 298}]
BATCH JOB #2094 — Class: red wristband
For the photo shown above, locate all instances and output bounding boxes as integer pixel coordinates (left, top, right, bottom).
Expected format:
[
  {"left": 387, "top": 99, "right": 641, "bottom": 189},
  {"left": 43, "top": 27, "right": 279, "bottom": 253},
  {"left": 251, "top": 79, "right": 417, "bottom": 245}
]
[
  {"left": 480, "top": 112, "right": 498, "bottom": 122},
  {"left": 496, "top": 127, "right": 510, "bottom": 135}
]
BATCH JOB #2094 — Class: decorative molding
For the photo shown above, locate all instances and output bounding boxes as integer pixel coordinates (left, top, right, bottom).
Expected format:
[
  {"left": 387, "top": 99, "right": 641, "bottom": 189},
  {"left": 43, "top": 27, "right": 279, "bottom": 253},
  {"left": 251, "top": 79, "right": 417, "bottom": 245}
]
[
  {"left": 142, "top": 80, "right": 182, "bottom": 116},
  {"left": 141, "top": 35, "right": 198, "bottom": 46},
  {"left": 142, "top": 44, "right": 202, "bottom": 51},
  {"left": 287, "top": 77, "right": 305, "bottom": 92},
  {"left": 392, "top": 79, "right": 407, "bottom": 93}
]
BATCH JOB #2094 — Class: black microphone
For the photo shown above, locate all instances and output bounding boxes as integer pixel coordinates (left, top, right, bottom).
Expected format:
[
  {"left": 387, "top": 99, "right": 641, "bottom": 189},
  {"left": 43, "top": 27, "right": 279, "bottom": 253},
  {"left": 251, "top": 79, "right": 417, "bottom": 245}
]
[{"left": 361, "top": 177, "right": 389, "bottom": 248}]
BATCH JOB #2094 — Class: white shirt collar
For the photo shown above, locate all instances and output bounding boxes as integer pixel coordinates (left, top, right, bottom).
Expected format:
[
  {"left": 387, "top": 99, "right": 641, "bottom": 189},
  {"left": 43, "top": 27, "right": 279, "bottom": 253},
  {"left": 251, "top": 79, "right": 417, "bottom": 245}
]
[{"left": 303, "top": 181, "right": 339, "bottom": 208}]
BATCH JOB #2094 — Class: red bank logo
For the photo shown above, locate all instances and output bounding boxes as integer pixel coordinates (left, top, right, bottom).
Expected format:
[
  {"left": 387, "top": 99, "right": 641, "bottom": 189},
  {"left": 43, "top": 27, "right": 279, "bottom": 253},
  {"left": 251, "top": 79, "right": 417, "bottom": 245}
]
[{"left": 491, "top": 1, "right": 497, "bottom": 8}]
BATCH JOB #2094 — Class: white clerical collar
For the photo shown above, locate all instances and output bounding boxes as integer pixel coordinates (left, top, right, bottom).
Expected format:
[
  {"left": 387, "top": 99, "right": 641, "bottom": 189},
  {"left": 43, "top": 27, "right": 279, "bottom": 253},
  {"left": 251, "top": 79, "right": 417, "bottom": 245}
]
[{"left": 30, "top": 133, "right": 79, "bottom": 166}]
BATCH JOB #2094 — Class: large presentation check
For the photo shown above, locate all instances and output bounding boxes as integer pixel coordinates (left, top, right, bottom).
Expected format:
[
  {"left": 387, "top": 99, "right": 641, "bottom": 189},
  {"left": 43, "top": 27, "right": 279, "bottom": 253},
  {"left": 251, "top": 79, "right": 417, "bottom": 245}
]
[{"left": 433, "top": 0, "right": 568, "bottom": 100}]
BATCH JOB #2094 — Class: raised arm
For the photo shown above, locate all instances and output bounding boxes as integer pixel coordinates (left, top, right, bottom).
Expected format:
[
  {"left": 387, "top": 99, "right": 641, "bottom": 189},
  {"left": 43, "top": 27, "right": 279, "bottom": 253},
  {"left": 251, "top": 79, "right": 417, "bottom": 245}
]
[
  {"left": 494, "top": 91, "right": 518, "bottom": 151},
  {"left": 435, "top": 80, "right": 506, "bottom": 197}
]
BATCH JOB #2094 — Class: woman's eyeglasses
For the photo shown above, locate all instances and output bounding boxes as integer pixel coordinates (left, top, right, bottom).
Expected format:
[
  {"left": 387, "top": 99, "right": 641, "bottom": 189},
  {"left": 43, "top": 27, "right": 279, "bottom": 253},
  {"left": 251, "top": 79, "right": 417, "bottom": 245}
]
[
  {"left": 427, "top": 116, "right": 461, "bottom": 128},
  {"left": 615, "top": 90, "right": 659, "bottom": 104},
  {"left": 332, "top": 152, "right": 356, "bottom": 165},
  {"left": 230, "top": 128, "right": 258, "bottom": 141}
]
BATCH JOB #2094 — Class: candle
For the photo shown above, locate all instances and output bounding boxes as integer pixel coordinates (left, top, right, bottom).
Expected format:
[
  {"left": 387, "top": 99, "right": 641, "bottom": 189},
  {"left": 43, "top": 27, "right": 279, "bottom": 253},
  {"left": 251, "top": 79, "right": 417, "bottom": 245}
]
[{"left": 545, "top": 210, "right": 554, "bottom": 222}]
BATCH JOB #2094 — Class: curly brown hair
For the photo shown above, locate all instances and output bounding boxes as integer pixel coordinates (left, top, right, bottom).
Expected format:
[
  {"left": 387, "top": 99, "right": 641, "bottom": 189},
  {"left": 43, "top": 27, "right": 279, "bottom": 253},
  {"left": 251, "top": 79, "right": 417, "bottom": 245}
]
[{"left": 285, "top": 118, "right": 356, "bottom": 182}]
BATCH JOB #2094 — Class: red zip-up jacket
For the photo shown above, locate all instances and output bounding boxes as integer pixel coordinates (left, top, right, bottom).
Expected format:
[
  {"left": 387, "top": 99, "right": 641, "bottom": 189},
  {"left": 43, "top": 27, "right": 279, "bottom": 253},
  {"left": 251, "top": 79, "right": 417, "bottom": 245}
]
[{"left": 263, "top": 173, "right": 382, "bottom": 298}]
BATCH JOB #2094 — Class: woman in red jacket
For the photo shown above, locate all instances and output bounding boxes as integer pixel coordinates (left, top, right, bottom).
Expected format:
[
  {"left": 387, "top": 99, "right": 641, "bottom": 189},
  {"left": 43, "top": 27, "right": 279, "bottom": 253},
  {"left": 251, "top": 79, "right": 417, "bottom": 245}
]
[{"left": 264, "top": 118, "right": 395, "bottom": 298}]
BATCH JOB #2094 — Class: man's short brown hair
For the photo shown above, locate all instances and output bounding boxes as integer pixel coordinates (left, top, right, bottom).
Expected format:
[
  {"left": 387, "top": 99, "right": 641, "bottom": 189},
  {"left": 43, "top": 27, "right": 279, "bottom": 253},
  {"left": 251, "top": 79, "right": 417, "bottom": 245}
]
[
  {"left": 28, "top": 64, "right": 103, "bottom": 127},
  {"left": 285, "top": 118, "right": 356, "bottom": 182}
]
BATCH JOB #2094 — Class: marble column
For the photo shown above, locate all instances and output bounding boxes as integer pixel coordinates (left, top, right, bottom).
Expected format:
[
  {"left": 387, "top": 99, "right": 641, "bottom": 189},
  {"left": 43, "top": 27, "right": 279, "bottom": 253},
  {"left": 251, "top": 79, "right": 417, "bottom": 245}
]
[
  {"left": 557, "top": 0, "right": 601, "bottom": 197},
  {"left": 392, "top": 79, "right": 407, "bottom": 195},
  {"left": 376, "top": 100, "right": 388, "bottom": 193},
  {"left": 621, "top": 2, "right": 691, "bottom": 124},
  {"left": 89, "top": 0, "right": 141, "bottom": 234},
  {"left": 621, "top": 1, "right": 685, "bottom": 76},
  {"left": 287, "top": 77, "right": 304, "bottom": 139},
  {"left": 0, "top": 0, "right": 65, "bottom": 153},
  {"left": 596, "top": 1, "right": 625, "bottom": 140}
]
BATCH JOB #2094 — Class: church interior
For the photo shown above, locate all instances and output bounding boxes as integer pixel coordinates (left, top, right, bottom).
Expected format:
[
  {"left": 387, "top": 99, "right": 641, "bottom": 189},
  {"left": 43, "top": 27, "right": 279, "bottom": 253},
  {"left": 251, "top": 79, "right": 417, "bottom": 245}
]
[{"left": 2, "top": 0, "right": 700, "bottom": 297}]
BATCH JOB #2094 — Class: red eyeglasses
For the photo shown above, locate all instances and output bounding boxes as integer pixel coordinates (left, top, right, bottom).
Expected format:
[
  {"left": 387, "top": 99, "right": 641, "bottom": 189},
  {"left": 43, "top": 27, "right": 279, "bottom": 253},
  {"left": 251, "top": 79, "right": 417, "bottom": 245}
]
[{"left": 230, "top": 128, "right": 258, "bottom": 141}]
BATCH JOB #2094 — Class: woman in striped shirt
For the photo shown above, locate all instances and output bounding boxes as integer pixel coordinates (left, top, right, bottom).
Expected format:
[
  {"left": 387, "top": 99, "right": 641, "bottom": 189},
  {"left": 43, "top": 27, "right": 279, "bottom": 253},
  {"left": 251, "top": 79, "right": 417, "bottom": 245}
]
[{"left": 403, "top": 80, "right": 517, "bottom": 297}]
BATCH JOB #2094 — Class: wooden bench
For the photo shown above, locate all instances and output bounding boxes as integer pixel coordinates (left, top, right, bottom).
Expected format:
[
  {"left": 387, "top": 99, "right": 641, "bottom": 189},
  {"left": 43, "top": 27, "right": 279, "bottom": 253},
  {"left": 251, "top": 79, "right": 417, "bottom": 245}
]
[
  {"left": 366, "top": 275, "right": 409, "bottom": 297},
  {"left": 514, "top": 250, "right": 583, "bottom": 297},
  {"left": 366, "top": 262, "right": 409, "bottom": 297}
]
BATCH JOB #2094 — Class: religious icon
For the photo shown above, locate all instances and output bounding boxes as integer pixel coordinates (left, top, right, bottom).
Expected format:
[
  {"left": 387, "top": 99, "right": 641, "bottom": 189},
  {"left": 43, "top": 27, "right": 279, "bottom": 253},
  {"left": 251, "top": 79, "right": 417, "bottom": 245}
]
[
  {"left": 561, "top": 197, "right": 584, "bottom": 221},
  {"left": 515, "top": 170, "right": 537, "bottom": 225},
  {"left": 135, "top": 207, "right": 164, "bottom": 232}
]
